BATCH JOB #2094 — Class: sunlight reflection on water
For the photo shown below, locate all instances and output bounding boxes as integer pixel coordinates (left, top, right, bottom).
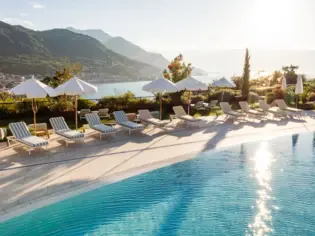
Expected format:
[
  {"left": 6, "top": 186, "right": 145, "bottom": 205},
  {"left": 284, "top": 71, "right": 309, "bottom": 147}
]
[{"left": 247, "top": 143, "right": 277, "bottom": 236}]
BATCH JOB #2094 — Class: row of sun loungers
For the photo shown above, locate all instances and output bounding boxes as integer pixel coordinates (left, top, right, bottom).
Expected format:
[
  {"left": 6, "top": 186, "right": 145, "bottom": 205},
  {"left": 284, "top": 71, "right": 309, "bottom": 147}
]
[{"left": 8, "top": 99, "right": 304, "bottom": 155}]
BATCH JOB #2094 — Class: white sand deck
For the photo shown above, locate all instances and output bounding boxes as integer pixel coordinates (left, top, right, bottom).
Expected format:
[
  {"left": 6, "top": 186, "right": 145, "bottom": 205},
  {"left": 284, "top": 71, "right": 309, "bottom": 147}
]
[{"left": 1, "top": 112, "right": 315, "bottom": 222}]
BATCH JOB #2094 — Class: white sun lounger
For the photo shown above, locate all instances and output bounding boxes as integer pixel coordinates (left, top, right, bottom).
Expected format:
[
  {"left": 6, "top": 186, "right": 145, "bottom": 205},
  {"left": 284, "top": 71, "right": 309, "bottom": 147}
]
[
  {"left": 258, "top": 100, "right": 288, "bottom": 119},
  {"left": 9, "top": 121, "right": 48, "bottom": 155},
  {"left": 113, "top": 111, "right": 144, "bottom": 135},
  {"left": 276, "top": 99, "right": 304, "bottom": 118},
  {"left": 138, "top": 109, "right": 170, "bottom": 127},
  {"left": 172, "top": 106, "right": 202, "bottom": 127},
  {"left": 239, "top": 101, "right": 265, "bottom": 119},
  {"left": 49, "top": 117, "right": 84, "bottom": 146},
  {"left": 220, "top": 102, "right": 246, "bottom": 121},
  {"left": 86, "top": 113, "right": 117, "bottom": 140}
]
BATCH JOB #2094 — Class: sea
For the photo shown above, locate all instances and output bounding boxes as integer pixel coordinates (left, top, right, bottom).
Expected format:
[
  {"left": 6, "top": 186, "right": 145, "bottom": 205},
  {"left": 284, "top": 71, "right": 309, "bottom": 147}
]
[
  {"left": 83, "top": 76, "right": 218, "bottom": 99},
  {"left": 83, "top": 50, "right": 315, "bottom": 99}
]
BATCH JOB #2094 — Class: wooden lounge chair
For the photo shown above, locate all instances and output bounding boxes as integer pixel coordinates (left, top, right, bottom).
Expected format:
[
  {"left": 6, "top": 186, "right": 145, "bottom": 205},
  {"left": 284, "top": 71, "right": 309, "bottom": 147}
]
[
  {"left": 239, "top": 101, "right": 265, "bottom": 119},
  {"left": 172, "top": 106, "right": 202, "bottom": 127},
  {"left": 113, "top": 111, "right": 144, "bottom": 135},
  {"left": 86, "top": 113, "right": 117, "bottom": 140},
  {"left": 49, "top": 117, "right": 84, "bottom": 146},
  {"left": 9, "top": 121, "right": 48, "bottom": 155},
  {"left": 79, "top": 109, "right": 90, "bottom": 120},
  {"left": 190, "top": 101, "right": 207, "bottom": 112},
  {"left": 258, "top": 100, "right": 288, "bottom": 119},
  {"left": 219, "top": 102, "right": 245, "bottom": 121},
  {"left": 138, "top": 109, "right": 170, "bottom": 127},
  {"left": 98, "top": 108, "right": 110, "bottom": 119},
  {"left": 276, "top": 99, "right": 304, "bottom": 118}
]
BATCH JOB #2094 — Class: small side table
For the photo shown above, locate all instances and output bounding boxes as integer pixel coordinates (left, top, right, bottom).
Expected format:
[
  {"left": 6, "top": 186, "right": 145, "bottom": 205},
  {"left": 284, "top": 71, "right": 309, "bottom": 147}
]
[{"left": 28, "top": 123, "right": 50, "bottom": 139}]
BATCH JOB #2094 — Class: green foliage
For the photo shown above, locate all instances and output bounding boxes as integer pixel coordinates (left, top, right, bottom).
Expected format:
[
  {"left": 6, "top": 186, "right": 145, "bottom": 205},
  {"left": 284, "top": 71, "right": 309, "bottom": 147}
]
[
  {"left": 241, "top": 48, "right": 250, "bottom": 97},
  {"left": 42, "top": 63, "right": 82, "bottom": 88},
  {"left": 78, "top": 98, "right": 97, "bottom": 110},
  {"left": 98, "top": 92, "right": 157, "bottom": 112},
  {"left": 163, "top": 54, "right": 193, "bottom": 83},
  {"left": 270, "top": 71, "right": 282, "bottom": 86},
  {"left": 50, "top": 100, "right": 74, "bottom": 112},
  {"left": 282, "top": 64, "right": 299, "bottom": 84},
  {"left": 0, "top": 21, "right": 159, "bottom": 77},
  {"left": 181, "top": 91, "right": 192, "bottom": 104},
  {"left": 266, "top": 92, "right": 276, "bottom": 104},
  {"left": 0, "top": 92, "right": 12, "bottom": 101},
  {"left": 231, "top": 76, "right": 243, "bottom": 89}
]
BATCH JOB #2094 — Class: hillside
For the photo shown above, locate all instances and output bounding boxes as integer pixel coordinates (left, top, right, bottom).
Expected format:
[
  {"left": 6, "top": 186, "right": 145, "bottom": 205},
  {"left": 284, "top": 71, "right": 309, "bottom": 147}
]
[
  {"left": 67, "top": 27, "right": 208, "bottom": 76},
  {"left": 104, "top": 36, "right": 169, "bottom": 69},
  {"left": 0, "top": 21, "right": 160, "bottom": 80},
  {"left": 66, "top": 27, "right": 111, "bottom": 44}
]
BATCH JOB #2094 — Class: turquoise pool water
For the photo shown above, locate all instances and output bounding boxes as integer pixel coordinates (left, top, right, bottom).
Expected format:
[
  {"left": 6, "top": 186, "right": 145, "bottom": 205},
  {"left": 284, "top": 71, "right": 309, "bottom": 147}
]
[{"left": 1, "top": 133, "right": 315, "bottom": 235}]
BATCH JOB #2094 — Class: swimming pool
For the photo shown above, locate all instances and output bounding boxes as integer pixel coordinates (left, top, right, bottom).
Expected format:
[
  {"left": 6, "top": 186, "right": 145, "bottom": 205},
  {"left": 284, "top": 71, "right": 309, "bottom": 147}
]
[{"left": 1, "top": 132, "right": 315, "bottom": 235}]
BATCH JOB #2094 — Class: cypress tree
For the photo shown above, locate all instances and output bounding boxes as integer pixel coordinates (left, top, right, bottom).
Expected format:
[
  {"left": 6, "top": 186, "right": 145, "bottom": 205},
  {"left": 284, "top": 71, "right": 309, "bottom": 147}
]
[{"left": 242, "top": 48, "right": 250, "bottom": 97}]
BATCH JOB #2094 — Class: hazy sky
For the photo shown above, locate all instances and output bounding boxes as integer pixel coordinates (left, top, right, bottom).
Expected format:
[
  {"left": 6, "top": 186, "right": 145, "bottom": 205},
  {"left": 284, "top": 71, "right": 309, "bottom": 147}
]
[{"left": 1, "top": 0, "right": 315, "bottom": 52}]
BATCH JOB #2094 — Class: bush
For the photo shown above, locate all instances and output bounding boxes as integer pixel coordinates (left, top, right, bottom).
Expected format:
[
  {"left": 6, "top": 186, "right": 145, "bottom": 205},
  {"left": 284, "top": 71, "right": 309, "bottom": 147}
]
[
  {"left": 248, "top": 92, "right": 260, "bottom": 104},
  {"left": 50, "top": 100, "right": 74, "bottom": 112},
  {"left": 78, "top": 99, "right": 96, "bottom": 110},
  {"left": 266, "top": 92, "right": 276, "bottom": 104},
  {"left": 309, "top": 92, "right": 315, "bottom": 102}
]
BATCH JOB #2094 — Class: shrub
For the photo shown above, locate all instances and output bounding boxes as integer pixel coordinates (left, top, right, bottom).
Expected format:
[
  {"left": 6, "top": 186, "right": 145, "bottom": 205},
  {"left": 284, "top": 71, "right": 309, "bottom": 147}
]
[
  {"left": 309, "top": 92, "right": 315, "bottom": 102},
  {"left": 273, "top": 88, "right": 284, "bottom": 99},
  {"left": 78, "top": 99, "right": 96, "bottom": 110},
  {"left": 50, "top": 100, "right": 74, "bottom": 112},
  {"left": 248, "top": 92, "right": 260, "bottom": 104},
  {"left": 266, "top": 92, "right": 276, "bottom": 104}
]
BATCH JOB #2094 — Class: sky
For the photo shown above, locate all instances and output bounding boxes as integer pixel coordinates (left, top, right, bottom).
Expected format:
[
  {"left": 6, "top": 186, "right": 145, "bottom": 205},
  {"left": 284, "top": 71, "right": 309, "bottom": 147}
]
[{"left": 1, "top": 0, "right": 315, "bottom": 53}]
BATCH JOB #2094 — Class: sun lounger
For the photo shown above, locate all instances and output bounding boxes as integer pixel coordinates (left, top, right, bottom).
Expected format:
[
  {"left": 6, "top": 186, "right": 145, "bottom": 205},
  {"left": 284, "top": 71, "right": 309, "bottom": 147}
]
[
  {"left": 276, "top": 99, "right": 304, "bottom": 118},
  {"left": 190, "top": 101, "right": 207, "bottom": 112},
  {"left": 113, "top": 111, "right": 144, "bottom": 135},
  {"left": 172, "top": 106, "right": 202, "bottom": 127},
  {"left": 258, "top": 100, "right": 287, "bottom": 119},
  {"left": 98, "top": 108, "right": 110, "bottom": 119},
  {"left": 138, "top": 110, "right": 170, "bottom": 127},
  {"left": 86, "top": 113, "right": 117, "bottom": 140},
  {"left": 9, "top": 122, "right": 48, "bottom": 155},
  {"left": 220, "top": 102, "right": 245, "bottom": 121},
  {"left": 79, "top": 109, "right": 90, "bottom": 120},
  {"left": 49, "top": 117, "right": 84, "bottom": 146},
  {"left": 239, "top": 101, "right": 265, "bottom": 119}
]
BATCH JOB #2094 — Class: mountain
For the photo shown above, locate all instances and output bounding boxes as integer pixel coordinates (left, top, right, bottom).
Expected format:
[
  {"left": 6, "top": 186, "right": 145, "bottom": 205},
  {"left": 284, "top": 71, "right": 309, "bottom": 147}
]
[
  {"left": 104, "top": 37, "right": 170, "bottom": 69},
  {"left": 0, "top": 21, "right": 160, "bottom": 81},
  {"left": 66, "top": 27, "right": 111, "bottom": 44},
  {"left": 67, "top": 27, "right": 169, "bottom": 70}
]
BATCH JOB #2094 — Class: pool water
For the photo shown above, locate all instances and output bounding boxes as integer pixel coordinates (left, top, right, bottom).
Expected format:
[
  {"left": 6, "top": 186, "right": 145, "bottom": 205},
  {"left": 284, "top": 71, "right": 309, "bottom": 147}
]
[{"left": 1, "top": 133, "right": 315, "bottom": 235}]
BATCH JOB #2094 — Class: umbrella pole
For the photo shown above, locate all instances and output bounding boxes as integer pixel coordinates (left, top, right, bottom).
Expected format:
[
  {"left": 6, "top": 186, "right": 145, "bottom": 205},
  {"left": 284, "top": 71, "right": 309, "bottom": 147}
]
[
  {"left": 32, "top": 98, "right": 37, "bottom": 132},
  {"left": 75, "top": 95, "right": 78, "bottom": 130},
  {"left": 159, "top": 94, "right": 162, "bottom": 120},
  {"left": 188, "top": 91, "right": 191, "bottom": 115}
]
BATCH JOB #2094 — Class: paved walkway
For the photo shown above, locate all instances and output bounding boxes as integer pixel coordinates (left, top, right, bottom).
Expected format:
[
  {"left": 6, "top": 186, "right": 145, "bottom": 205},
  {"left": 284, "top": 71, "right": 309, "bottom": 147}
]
[{"left": 1, "top": 113, "right": 315, "bottom": 222}]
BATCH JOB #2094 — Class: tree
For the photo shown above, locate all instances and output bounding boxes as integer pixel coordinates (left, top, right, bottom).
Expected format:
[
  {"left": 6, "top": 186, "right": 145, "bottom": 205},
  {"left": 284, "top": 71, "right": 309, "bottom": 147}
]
[
  {"left": 270, "top": 70, "right": 282, "bottom": 86},
  {"left": 0, "top": 92, "right": 11, "bottom": 101},
  {"left": 163, "top": 54, "right": 193, "bottom": 83},
  {"left": 241, "top": 48, "right": 250, "bottom": 97},
  {"left": 42, "top": 62, "right": 82, "bottom": 88},
  {"left": 232, "top": 76, "right": 243, "bottom": 89},
  {"left": 282, "top": 64, "right": 299, "bottom": 84}
]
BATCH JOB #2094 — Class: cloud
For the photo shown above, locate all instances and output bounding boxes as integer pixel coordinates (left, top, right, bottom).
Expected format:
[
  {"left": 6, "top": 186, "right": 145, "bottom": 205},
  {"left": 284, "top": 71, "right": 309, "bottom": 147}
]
[
  {"left": 19, "top": 13, "right": 29, "bottom": 17},
  {"left": 31, "top": 2, "right": 45, "bottom": 9},
  {"left": 2, "top": 18, "right": 34, "bottom": 28},
  {"left": 22, "top": 20, "right": 34, "bottom": 27},
  {"left": 2, "top": 17, "right": 14, "bottom": 23}
]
